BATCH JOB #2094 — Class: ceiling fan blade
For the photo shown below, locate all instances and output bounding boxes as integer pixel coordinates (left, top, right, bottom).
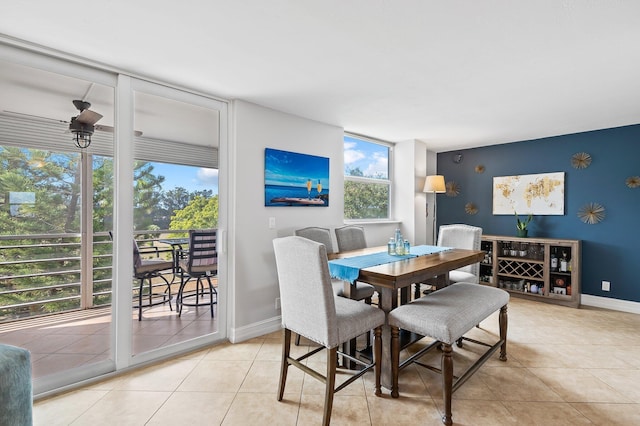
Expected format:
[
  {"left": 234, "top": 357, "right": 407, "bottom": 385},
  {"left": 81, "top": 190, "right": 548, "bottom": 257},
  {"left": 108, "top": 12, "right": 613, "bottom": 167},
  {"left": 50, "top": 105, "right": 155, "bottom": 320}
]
[
  {"left": 2, "top": 110, "right": 68, "bottom": 124},
  {"left": 76, "top": 109, "right": 103, "bottom": 125},
  {"left": 95, "top": 124, "right": 143, "bottom": 137}
]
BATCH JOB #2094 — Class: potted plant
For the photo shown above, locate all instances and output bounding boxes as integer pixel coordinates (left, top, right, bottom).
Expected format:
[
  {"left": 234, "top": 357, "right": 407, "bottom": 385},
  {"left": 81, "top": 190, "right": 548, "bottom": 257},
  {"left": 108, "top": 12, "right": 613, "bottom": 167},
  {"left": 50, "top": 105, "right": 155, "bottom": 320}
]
[{"left": 515, "top": 211, "right": 532, "bottom": 237}]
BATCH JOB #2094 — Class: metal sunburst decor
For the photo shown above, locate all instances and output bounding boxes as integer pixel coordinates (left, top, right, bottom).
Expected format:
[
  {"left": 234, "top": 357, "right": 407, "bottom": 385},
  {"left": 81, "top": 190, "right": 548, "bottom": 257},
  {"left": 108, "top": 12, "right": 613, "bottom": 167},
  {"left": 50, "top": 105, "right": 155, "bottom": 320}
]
[
  {"left": 578, "top": 202, "right": 605, "bottom": 224},
  {"left": 465, "top": 202, "right": 478, "bottom": 215},
  {"left": 571, "top": 152, "right": 592, "bottom": 169},
  {"left": 446, "top": 181, "right": 460, "bottom": 197},
  {"left": 626, "top": 176, "right": 640, "bottom": 188},
  {"left": 475, "top": 165, "right": 485, "bottom": 173}
]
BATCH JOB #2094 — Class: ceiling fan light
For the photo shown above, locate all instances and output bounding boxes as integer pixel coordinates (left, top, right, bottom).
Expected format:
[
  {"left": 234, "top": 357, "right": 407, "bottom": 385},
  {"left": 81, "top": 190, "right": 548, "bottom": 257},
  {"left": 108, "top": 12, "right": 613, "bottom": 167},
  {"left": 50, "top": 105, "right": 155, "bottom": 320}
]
[{"left": 73, "top": 131, "right": 91, "bottom": 149}]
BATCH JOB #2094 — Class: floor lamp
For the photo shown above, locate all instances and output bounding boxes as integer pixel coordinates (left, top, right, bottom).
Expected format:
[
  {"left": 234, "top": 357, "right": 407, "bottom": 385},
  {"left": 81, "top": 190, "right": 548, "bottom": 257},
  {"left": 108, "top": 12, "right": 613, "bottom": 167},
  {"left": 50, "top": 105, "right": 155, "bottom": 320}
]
[{"left": 423, "top": 175, "right": 446, "bottom": 245}]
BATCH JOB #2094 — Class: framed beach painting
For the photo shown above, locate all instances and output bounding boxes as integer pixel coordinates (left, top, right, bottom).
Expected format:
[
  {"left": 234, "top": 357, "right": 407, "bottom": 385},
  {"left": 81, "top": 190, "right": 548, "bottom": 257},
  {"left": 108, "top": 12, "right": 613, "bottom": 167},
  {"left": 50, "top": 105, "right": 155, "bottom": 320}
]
[{"left": 264, "top": 148, "right": 329, "bottom": 207}]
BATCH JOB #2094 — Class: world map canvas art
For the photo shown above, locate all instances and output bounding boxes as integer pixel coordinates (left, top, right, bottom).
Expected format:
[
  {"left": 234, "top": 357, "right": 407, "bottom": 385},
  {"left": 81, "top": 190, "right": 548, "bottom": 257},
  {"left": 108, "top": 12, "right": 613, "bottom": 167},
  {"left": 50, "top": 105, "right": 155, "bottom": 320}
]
[{"left": 493, "top": 172, "right": 565, "bottom": 215}]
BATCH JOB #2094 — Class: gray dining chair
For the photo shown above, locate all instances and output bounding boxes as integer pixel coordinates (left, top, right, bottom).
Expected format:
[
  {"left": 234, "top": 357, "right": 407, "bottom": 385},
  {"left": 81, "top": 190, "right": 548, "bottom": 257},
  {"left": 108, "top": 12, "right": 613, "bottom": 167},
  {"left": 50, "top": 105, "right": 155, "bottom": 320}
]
[
  {"left": 419, "top": 223, "right": 482, "bottom": 296},
  {"left": 438, "top": 224, "right": 483, "bottom": 284},
  {"left": 334, "top": 225, "right": 368, "bottom": 252},
  {"left": 293, "top": 227, "right": 376, "bottom": 347},
  {"left": 272, "top": 236, "right": 384, "bottom": 426},
  {"left": 295, "top": 227, "right": 375, "bottom": 301}
]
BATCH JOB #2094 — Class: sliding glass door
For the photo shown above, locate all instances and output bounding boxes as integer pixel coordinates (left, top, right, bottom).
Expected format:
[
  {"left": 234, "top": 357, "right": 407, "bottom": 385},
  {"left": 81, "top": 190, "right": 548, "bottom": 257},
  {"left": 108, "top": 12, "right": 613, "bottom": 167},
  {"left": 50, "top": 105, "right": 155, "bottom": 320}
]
[{"left": 0, "top": 42, "right": 228, "bottom": 394}]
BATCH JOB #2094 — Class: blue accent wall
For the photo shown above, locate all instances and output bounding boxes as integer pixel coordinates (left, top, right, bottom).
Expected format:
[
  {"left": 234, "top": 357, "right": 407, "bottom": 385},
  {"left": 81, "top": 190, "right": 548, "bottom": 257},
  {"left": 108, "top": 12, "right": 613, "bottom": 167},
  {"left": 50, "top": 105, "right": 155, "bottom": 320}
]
[{"left": 437, "top": 124, "right": 640, "bottom": 303}]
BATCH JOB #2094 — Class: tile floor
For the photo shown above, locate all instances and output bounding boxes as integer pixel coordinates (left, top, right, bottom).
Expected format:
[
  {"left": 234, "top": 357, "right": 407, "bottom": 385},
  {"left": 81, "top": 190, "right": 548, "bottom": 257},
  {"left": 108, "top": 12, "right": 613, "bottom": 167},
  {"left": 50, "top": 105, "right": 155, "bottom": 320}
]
[
  {"left": 0, "top": 293, "right": 218, "bottom": 379},
  {"left": 33, "top": 297, "right": 640, "bottom": 425}
]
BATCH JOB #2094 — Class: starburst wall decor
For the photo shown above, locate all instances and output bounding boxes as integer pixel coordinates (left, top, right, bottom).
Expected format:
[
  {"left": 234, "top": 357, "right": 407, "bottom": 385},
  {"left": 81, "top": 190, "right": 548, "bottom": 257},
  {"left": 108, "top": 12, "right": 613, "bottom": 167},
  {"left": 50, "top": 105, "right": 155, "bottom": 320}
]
[
  {"left": 571, "top": 152, "right": 592, "bottom": 169},
  {"left": 578, "top": 202, "right": 605, "bottom": 224},
  {"left": 626, "top": 176, "right": 640, "bottom": 188}
]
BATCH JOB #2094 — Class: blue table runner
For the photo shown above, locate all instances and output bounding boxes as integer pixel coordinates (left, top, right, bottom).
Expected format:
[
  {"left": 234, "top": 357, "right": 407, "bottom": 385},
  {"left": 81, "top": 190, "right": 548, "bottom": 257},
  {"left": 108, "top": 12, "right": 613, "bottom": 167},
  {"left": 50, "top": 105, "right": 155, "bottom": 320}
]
[{"left": 328, "top": 245, "right": 451, "bottom": 283}]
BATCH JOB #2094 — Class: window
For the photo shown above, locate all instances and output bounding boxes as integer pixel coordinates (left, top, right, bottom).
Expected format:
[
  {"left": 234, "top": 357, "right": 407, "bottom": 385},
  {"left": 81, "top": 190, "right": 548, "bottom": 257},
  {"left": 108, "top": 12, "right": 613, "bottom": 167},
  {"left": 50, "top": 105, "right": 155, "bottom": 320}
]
[{"left": 343, "top": 134, "right": 391, "bottom": 219}]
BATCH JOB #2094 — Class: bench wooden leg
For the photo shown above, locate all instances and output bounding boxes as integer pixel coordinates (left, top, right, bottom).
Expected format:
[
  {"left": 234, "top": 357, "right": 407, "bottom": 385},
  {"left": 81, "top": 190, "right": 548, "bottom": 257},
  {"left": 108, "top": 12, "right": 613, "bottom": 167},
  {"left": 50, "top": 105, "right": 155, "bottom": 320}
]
[
  {"left": 441, "top": 343, "right": 453, "bottom": 426},
  {"left": 499, "top": 304, "right": 508, "bottom": 361},
  {"left": 390, "top": 326, "right": 400, "bottom": 398}
]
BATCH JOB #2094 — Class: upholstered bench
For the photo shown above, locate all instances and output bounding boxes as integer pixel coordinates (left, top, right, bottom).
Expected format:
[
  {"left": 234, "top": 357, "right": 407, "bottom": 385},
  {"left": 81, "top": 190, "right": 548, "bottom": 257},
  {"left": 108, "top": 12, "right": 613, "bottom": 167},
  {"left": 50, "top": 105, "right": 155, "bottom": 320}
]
[
  {"left": 388, "top": 282, "right": 509, "bottom": 426},
  {"left": 0, "top": 344, "right": 32, "bottom": 426}
]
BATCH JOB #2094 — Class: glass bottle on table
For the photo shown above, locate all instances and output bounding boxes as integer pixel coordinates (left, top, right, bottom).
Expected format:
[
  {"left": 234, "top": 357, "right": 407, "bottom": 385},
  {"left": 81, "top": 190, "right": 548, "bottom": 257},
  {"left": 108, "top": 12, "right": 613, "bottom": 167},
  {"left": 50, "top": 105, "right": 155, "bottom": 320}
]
[
  {"left": 394, "top": 229, "right": 403, "bottom": 255},
  {"left": 388, "top": 238, "right": 396, "bottom": 255}
]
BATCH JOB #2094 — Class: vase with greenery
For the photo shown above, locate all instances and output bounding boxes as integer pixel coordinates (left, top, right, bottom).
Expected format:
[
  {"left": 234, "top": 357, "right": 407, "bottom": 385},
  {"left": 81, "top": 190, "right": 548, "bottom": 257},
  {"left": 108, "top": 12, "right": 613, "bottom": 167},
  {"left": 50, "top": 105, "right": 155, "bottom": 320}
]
[{"left": 515, "top": 211, "right": 532, "bottom": 237}]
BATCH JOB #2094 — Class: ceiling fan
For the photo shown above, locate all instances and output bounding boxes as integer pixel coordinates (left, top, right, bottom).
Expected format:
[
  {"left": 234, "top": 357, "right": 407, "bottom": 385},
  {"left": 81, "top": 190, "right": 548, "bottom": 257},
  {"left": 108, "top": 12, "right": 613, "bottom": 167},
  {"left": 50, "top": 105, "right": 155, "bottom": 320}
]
[
  {"left": 2, "top": 99, "right": 143, "bottom": 149},
  {"left": 69, "top": 100, "right": 102, "bottom": 148}
]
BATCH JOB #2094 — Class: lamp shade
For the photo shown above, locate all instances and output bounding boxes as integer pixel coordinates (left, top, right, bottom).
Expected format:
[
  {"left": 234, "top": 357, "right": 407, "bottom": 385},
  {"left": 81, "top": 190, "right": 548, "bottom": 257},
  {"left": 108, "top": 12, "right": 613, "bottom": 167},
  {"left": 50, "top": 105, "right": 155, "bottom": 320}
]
[{"left": 423, "top": 175, "right": 446, "bottom": 193}]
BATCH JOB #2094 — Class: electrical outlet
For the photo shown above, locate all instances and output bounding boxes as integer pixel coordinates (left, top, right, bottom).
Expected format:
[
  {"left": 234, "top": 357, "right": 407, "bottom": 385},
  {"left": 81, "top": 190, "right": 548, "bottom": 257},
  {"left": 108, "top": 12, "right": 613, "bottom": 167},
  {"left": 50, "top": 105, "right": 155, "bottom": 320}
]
[
  {"left": 275, "top": 297, "right": 281, "bottom": 309},
  {"left": 602, "top": 280, "right": 611, "bottom": 291},
  {"left": 269, "top": 217, "right": 276, "bottom": 229}
]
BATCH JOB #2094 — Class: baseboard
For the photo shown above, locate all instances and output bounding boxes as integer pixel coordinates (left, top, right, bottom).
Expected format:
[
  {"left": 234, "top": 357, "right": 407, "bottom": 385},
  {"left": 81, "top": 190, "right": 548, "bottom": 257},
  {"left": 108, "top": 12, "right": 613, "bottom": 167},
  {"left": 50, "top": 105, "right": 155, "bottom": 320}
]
[
  {"left": 228, "top": 315, "right": 282, "bottom": 343},
  {"left": 581, "top": 294, "right": 640, "bottom": 314}
]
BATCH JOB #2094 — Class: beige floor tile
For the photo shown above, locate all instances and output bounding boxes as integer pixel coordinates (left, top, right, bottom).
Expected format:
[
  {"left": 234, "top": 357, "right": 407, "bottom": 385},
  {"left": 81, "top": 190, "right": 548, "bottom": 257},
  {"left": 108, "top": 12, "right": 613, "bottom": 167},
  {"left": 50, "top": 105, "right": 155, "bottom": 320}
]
[
  {"left": 69, "top": 390, "right": 171, "bottom": 425},
  {"left": 588, "top": 368, "right": 640, "bottom": 403},
  {"left": 239, "top": 359, "right": 305, "bottom": 394},
  {"left": 222, "top": 392, "right": 300, "bottom": 426},
  {"left": 432, "top": 398, "right": 518, "bottom": 425},
  {"left": 146, "top": 391, "right": 236, "bottom": 425},
  {"left": 114, "top": 358, "right": 200, "bottom": 391},
  {"left": 33, "top": 389, "right": 108, "bottom": 426},
  {"left": 501, "top": 401, "right": 593, "bottom": 425},
  {"left": 572, "top": 402, "right": 640, "bottom": 425},
  {"left": 297, "top": 393, "right": 371, "bottom": 425},
  {"left": 202, "top": 339, "right": 263, "bottom": 361},
  {"left": 529, "top": 368, "right": 632, "bottom": 403},
  {"left": 367, "top": 392, "right": 442, "bottom": 426},
  {"left": 177, "top": 360, "right": 252, "bottom": 393},
  {"left": 478, "top": 366, "right": 563, "bottom": 402}
]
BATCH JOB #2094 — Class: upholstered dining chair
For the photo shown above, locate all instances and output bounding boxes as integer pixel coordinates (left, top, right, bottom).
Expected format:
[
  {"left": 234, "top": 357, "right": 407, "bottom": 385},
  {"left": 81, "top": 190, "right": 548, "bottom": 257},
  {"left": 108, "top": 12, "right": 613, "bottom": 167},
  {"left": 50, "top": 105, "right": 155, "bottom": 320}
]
[
  {"left": 272, "top": 236, "right": 384, "bottom": 426},
  {"left": 334, "top": 225, "right": 368, "bottom": 252},
  {"left": 176, "top": 229, "right": 218, "bottom": 317},
  {"left": 132, "top": 238, "right": 174, "bottom": 321},
  {"left": 295, "top": 227, "right": 375, "bottom": 301},
  {"left": 293, "top": 227, "right": 376, "bottom": 346},
  {"left": 438, "top": 224, "right": 483, "bottom": 284},
  {"left": 420, "top": 224, "right": 483, "bottom": 296}
]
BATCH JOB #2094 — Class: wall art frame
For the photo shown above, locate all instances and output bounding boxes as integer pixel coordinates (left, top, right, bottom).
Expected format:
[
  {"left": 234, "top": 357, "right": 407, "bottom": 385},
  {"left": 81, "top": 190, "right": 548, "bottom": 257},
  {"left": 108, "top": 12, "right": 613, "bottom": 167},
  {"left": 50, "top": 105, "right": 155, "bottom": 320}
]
[
  {"left": 493, "top": 172, "right": 565, "bottom": 215},
  {"left": 264, "top": 148, "right": 329, "bottom": 207}
]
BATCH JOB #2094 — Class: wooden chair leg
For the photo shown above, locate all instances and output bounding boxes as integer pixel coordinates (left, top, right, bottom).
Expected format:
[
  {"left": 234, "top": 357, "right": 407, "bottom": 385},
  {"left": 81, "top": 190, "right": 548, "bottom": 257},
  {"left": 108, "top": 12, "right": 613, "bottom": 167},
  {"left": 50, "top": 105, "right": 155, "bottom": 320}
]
[
  {"left": 374, "top": 326, "right": 382, "bottom": 396},
  {"left": 323, "top": 346, "right": 337, "bottom": 426},
  {"left": 295, "top": 334, "right": 301, "bottom": 346},
  {"left": 277, "top": 328, "right": 291, "bottom": 401},
  {"left": 441, "top": 343, "right": 453, "bottom": 426},
  {"left": 390, "top": 326, "right": 400, "bottom": 398}
]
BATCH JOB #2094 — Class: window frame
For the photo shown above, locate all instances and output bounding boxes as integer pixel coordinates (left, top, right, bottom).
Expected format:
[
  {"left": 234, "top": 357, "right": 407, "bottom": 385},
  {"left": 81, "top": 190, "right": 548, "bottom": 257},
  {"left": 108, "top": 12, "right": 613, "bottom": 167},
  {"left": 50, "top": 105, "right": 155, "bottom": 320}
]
[{"left": 343, "top": 132, "right": 393, "bottom": 221}]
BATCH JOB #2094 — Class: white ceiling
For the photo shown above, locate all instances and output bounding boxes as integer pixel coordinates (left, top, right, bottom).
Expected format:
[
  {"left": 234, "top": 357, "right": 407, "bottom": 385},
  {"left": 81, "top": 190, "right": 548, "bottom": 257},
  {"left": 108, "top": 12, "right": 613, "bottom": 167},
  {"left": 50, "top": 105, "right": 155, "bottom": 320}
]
[{"left": 2, "top": 1, "right": 640, "bottom": 152}]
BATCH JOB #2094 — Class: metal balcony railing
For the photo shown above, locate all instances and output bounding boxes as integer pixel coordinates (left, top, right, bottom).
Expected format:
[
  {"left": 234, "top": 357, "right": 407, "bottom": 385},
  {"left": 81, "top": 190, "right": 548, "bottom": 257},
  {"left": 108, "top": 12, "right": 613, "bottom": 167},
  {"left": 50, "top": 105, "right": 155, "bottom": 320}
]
[{"left": 0, "top": 230, "right": 187, "bottom": 323}]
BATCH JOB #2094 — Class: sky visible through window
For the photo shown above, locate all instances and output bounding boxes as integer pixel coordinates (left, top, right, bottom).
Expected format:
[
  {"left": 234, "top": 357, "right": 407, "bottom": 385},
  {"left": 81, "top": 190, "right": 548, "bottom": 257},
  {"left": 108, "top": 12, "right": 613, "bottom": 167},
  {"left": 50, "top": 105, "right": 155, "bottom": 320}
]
[
  {"left": 343, "top": 135, "right": 388, "bottom": 179},
  {"left": 151, "top": 162, "right": 219, "bottom": 193}
]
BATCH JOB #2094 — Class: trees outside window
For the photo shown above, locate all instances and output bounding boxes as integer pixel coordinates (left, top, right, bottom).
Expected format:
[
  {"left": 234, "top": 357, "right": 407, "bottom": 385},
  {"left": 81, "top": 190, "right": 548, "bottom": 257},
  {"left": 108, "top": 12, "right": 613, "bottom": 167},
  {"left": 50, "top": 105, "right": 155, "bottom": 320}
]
[{"left": 343, "top": 134, "right": 391, "bottom": 220}]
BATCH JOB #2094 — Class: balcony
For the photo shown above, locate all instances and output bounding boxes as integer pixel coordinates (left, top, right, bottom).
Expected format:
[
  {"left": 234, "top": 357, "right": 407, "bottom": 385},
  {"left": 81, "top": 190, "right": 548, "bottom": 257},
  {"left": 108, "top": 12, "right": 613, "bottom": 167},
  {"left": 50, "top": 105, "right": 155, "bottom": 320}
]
[{"left": 0, "top": 230, "right": 218, "bottom": 380}]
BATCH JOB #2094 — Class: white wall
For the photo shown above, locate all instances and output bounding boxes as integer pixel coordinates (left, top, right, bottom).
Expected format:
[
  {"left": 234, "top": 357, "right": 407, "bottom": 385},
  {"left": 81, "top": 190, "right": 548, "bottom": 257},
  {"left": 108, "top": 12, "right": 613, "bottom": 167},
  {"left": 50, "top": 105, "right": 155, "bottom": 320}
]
[
  {"left": 393, "top": 140, "right": 429, "bottom": 246},
  {"left": 230, "top": 100, "right": 345, "bottom": 340},
  {"left": 229, "top": 102, "right": 434, "bottom": 341}
]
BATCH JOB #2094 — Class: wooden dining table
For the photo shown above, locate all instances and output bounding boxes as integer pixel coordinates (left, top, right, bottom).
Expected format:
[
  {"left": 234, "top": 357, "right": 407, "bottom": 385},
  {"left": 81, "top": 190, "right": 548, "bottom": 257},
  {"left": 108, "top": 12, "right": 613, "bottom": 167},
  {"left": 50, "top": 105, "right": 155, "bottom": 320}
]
[{"left": 328, "top": 245, "right": 485, "bottom": 390}]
